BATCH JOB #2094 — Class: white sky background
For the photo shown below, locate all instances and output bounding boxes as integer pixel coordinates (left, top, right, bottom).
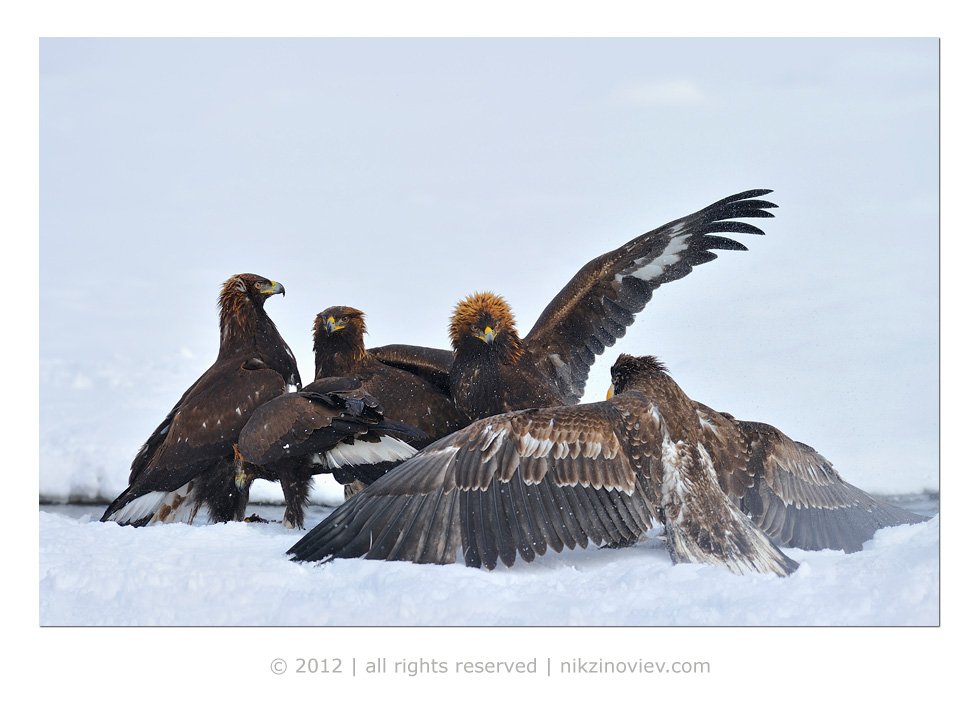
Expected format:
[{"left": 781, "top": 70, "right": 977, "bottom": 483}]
[{"left": 40, "top": 38, "right": 938, "bottom": 493}]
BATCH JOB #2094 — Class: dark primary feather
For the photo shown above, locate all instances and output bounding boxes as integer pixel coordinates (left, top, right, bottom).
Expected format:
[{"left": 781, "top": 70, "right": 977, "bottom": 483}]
[
  {"left": 690, "top": 402, "right": 926, "bottom": 553},
  {"left": 524, "top": 189, "right": 776, "bottom": 403},
  {"left": 734, "top": 421, "right": 925, "bottom": 552}
]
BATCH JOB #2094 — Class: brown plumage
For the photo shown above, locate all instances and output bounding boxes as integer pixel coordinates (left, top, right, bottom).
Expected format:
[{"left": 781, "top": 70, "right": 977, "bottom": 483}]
[
  {"left": 375, "top": 189, "right": 778, "bottom": 421},
  {"left": 313, "top": 306, "right": 471, "bottom": 445},
  {"left": 288, "top": 354, "right": 801, "bottom": 576},
  {"left": 289, "top": 353, "right": 925, "bottom": 573},
  {"left": 234, "top": 377, "right": 422, "bottom": 529},
  {"left": 101, "top": 273, "right": 301, "bottom": 526},
  {"left": 448, "top": 292, "right": 562, "bottom": 419},
  {"left": 607, "top": 355, "right": 926, "bottom": 553},
  {"left": 689, "top": 407, "right": 926, "bottom": 553},
  {"left": 233, "top": 307, "right": 470, "bottom": 517}
]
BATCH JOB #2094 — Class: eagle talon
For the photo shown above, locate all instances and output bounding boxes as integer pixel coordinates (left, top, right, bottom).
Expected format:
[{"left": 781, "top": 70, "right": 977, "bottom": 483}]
[{"left": 243, "top": 513, "right": 270, "bottom": 524}]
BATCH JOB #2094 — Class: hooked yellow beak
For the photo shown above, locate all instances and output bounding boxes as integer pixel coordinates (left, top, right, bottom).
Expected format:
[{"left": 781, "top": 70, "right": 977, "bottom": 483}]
[
  {"left": 476, "top": 326, "right": 496, "bottom": 343},
  {"left": 259, "top": 280, "right": 285, "bottom": 296},
  {"left": 325, "top": 316, "right": 344, "bottom": 334},
  {"left": 606, "top": 384, "right": 615, "bottom": 400}
]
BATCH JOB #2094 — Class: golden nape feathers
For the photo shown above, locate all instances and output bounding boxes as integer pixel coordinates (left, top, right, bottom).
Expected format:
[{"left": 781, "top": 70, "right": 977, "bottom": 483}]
[{"left": 449, "top": 291, "right": 519, "bottom": 347}]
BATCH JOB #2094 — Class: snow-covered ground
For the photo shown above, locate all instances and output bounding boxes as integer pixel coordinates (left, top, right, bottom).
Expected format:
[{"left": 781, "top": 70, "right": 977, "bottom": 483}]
[{"left": 40, "top": 498, "right": 938, "bottom": 626}]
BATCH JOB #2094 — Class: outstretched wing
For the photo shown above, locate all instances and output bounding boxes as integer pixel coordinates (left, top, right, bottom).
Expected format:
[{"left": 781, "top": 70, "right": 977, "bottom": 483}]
[
  {"left": 287, "top": 397, "right": 661, "bottom": 569},
  {"left": 368, "top": 344, "right": 455, "bottom": 394},
  {"left": 524, "top": 189, "right": 776, "bottom": 403},
  {"left": 730, "top": 421, "right": 926, "bottom": 553}
]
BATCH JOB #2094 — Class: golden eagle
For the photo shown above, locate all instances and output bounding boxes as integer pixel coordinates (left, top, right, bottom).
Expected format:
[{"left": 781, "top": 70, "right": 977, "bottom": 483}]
[
  {"left": 313, "top": 306, "right": 471, "bottom": 445},
  {"left": 374, "top": 189, "right": 778, "bottom": 420},
  {"left": 101, "top": 273, "right": 301, "bottom": 526},
  {"left": 288, "top": 354, "right": 924, "bottom": 575},
  {"left": 233, "top": 377, "right": 423, "bottom": 529}
]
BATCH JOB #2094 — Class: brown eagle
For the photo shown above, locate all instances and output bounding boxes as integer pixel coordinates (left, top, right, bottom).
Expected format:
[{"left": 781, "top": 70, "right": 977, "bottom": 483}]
[
  {"left": 308, "top": 306, "right": 473, "bottom": 500},
  {"left": 101, "top": 273, "right": 301, "bottom": 526},
  {"left": 373, "top": 189, "right": 777, "bottom": 420},
  {"left": 288, "top": 354, "right": 924, "bottom": 575},
  {"left": 313, "top": 306, "right": 471, "bottom": 445},
  {"left": 234, "top": 377, "right": 423, "bottom": 529}
]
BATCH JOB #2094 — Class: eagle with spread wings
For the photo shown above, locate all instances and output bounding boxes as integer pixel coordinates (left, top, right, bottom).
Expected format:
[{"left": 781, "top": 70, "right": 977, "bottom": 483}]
[
  {"left": 288, "top": 354, "right": 924, "bottom": 575},
  {"left": 101, "top": 273, "right": 301, "bottom": 526},
  {"left": 373, "top": 189, "right": 778, "bottom": 420}
]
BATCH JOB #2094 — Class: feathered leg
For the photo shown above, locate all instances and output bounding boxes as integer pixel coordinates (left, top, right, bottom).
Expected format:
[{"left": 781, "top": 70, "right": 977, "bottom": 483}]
[
  {"left": 279, "top": 461, "right": 313, "bottom": 530},
  {"left": 661, "top": 440, "right": 798, "bottom": 577}
]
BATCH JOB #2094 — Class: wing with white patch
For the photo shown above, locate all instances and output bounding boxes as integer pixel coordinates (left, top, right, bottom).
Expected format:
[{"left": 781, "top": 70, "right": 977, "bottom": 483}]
[
  {"left": 524, "top": 190, "right": 776, "bottom": 403},
  {"left": 288, "top": 395, "right": 663, "bottom": 569},
  {"left": 238, "top": 388, "right": 418, "bottom": 469},
  {"left": 734, "top": 420, "right": 926, "bottom": 553}
]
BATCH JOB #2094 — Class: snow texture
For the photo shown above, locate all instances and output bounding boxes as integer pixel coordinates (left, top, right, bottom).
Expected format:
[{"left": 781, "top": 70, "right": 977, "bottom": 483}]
[{"left": 40, "top": 508, "right": 938, "bottom": 626}]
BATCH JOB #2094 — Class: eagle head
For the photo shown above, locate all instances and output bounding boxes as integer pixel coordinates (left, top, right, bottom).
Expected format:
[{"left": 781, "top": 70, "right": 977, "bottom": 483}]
[
  {"left": 449, "top": 292, "right": 521, "bottom": 359},
  {"left": 313, "top": 306, "right": 369, "bottom": 372},
  {"left": 220, "top": 273, "right": 285, "bottom": 309},
  {"left": 608, "top": 353, "right": 669, "bottom": 396},
  {"left": 315, "top": 306, "right": 367, "bottom": 338}
]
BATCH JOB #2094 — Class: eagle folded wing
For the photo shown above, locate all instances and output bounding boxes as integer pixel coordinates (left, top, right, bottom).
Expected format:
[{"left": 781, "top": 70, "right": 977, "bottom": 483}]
[
  {"left": 368, "top": 344, "right": 455, "bottom": 395},
  {"left": 734, "top": 421, "right": 926, "bottom": 553},
  {"left": 101, "top": 359, "right": 288, "bottom": 524},
  {"left": 524, "top": 189, "right": 777, "bottom": 403},
  {"left": 238, "top": 387, "right": 416, "bottom": 469},
  {"left": 298, "top": 376, "right": 363, "bottom": 396}
]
